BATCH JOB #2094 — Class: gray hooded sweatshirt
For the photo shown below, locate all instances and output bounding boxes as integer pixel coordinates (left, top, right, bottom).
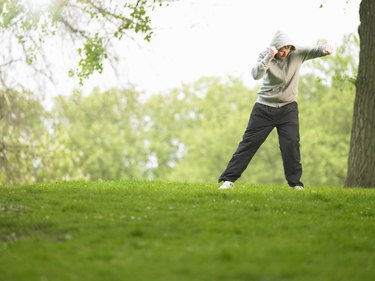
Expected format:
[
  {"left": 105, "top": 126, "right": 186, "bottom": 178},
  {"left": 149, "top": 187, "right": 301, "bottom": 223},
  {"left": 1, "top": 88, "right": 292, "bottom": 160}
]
[{"left": 251, "top": 31, "right": 327, "bottom": 107}]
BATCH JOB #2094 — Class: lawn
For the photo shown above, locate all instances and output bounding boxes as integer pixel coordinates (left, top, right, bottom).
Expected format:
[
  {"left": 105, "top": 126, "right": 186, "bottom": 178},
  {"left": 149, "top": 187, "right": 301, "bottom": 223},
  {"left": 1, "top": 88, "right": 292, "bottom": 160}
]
[{"left": 0, "top": 180, "right": 374, "bottom": 281}]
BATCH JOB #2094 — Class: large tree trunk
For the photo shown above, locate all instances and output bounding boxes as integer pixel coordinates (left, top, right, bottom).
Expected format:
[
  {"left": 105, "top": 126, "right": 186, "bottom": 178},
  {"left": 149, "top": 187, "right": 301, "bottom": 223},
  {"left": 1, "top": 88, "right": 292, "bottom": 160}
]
[{"left": 345, "top": 0, "right": 375, "bottom": 187}]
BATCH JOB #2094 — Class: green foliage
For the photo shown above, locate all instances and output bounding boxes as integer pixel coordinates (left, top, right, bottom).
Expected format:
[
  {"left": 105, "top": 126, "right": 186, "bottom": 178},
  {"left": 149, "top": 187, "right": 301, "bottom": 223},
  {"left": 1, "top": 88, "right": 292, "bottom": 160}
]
[
  {"left": 0, "top": 0, "right": 164, "bottom": 84},
  {"left": 298, "top": 76, "right": 354, "bottom": 185},
  {"left": 129, "top": 0, "right": 154, "bottom": 41},
  {"left": 74, "top": 33, "right": 108, "bottom": 85},
  {"left": 53, "top": 88, "right": 150, "bottom": 180},
  {"left": 0, "top": 90, "right": 46, "bottom": 185},
  {"left": 146, "top": 77, "right": 261, "bottom": 183},
  {"left": 1, "top": 34, "right": 359, "bottom": 186},
  {"left": 298, "top": 33, "right": 358, "bottom": 185},
  {"left": 0, "top": 90, "right": 85, "bottom": 185},
  {"left": 0, "top": 181, "right": 374, "bottom": 280},
  {"left": 0, "top": 0, "right": 22, "bottom": 28}
]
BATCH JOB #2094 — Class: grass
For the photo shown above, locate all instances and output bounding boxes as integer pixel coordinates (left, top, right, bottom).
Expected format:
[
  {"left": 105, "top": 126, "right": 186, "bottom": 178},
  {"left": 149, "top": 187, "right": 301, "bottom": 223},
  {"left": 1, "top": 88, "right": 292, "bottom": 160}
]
[{"left": 0, "top": 180, "right": 374, "bottom": 281}]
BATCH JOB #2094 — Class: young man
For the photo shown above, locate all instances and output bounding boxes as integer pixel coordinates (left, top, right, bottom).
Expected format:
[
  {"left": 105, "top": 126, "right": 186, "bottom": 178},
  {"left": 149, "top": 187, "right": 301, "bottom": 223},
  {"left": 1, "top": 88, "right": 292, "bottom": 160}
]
[{"left": 218, "top": 30, "right": 333, "bottom": 190}]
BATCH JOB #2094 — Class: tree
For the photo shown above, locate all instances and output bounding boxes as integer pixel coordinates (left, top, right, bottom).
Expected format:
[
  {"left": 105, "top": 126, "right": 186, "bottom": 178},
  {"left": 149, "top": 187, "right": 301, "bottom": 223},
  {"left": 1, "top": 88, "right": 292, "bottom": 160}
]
[
  {"left": 0, "top": 89, "right": 44, "bottom": 184},
  {"left": 345, "top": 0, "right": 375, "bottom": 187},
  {"left": 0, "top": 89, "right": 87, "bottom": 185},
  {"left": 0, "top": 0, "right": 166, "bottom": 184},
  {"left": 148, "top": 77, "right": 263, "bottom": 183},
  {"left": 53, "top": 87, "right": 150, "bottom": 180},
  {"left": 0, "top": 0, "right": 164, "bottom": 90}
]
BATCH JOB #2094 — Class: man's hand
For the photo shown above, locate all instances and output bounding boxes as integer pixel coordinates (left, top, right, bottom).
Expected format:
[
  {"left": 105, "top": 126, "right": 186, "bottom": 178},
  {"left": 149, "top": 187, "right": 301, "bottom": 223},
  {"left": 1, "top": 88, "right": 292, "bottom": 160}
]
[
  {"left": 269, "top": 46, "right": 278, "bottom": 57},
  {"left": 323, "top": 45, "right": 334, "bottom": 55}
]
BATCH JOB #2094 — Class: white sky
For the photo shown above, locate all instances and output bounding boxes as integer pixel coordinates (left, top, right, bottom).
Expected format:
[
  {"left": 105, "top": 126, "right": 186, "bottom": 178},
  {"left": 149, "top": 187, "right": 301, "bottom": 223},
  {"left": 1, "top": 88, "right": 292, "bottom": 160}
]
[{"left": 51, "top": 0, "right": 361, "bottom": 98}]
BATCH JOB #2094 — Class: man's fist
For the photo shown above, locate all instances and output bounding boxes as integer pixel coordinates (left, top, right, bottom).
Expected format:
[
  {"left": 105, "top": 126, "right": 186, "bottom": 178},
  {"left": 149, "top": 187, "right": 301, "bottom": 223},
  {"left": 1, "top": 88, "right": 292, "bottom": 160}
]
[
  {"left": 269, "top": 46, "right": 278, "bottom": 57},
  {"left": 323, "top": 45, "right": 333, "bottom": 55}
]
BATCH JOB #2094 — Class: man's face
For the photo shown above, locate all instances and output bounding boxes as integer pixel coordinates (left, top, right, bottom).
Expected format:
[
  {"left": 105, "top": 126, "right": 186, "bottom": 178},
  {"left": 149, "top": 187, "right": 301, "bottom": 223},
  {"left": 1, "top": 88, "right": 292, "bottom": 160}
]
[{"left": 276, "top": 45, "right": 292, "bottom": 60}]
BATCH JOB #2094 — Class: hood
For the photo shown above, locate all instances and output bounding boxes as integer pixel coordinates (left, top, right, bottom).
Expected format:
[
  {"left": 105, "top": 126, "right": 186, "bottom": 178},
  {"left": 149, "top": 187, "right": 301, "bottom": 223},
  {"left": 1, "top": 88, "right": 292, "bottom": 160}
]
[{"left": 270, "top": 30, "right": 296, "bottom": 50}]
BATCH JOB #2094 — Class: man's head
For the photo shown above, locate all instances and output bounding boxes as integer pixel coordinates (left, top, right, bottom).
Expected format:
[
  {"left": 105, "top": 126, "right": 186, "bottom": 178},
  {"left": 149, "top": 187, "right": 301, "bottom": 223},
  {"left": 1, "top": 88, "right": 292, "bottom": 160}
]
[
  {"left": 275, "top": 45, "right": 293, "bottom": 60},
  {"left": 270, "top": 31, "right": 295, "bottom": 60}
]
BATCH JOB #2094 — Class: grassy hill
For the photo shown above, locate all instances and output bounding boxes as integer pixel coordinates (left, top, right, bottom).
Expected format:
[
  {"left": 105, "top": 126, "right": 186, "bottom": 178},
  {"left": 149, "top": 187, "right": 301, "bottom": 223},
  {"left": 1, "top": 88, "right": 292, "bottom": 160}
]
[{"left": 0, "top": 181, "right": 374, "bottom": 281}]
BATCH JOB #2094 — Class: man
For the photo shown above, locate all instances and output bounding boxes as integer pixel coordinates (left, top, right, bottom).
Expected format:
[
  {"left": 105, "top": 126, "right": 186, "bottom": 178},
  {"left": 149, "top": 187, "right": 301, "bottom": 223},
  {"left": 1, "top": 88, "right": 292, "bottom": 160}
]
[{"left": 218, "top": 30, "right": 333, "bottom": 190}]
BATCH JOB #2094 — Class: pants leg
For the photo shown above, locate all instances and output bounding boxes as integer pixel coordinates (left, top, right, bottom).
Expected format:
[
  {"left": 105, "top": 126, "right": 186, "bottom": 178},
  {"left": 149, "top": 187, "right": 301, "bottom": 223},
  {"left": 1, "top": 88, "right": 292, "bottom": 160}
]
[
  {"left": 218, "top": 103, "right": 274, "bottom": 183},
  {"left": 276, "top": 102, "right": 304, "bottom": 187}
]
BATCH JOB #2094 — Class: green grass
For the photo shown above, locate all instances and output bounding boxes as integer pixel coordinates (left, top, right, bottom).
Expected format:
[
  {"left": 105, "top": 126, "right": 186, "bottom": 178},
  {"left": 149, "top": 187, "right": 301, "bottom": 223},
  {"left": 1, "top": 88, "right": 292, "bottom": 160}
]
[{"left": 0, "top": 180, "right": 374, "bottom": 281}]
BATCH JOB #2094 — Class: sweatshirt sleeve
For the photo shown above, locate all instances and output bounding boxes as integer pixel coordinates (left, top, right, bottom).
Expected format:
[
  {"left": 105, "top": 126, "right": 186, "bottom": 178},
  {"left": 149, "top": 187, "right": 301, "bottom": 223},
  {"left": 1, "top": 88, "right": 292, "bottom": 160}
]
[
  {"left": 251, "top": 48, "right": 273, "bottom": 80},
  {"left": 297, "top": 46, "right": 326, "bottom": 62}
]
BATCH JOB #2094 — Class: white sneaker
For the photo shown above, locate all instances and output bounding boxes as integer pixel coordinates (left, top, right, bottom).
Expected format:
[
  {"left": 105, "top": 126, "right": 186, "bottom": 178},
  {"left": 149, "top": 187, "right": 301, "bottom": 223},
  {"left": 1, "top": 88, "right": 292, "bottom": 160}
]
[
  {"left": 219, "top": 181, "right": 234, "bottom": 190},
  {"left": 292, "top": 185, "right": 304, "bottom": 190}
]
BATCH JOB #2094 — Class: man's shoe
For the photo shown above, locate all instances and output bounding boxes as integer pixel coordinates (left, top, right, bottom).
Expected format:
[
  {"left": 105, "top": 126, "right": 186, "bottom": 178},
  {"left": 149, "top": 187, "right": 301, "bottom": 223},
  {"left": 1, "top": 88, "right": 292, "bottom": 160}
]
[
  {"left": 291, "top": 185, "right": 304, "bottom": 190},
  {"left": 219, "top": 181, "right": 234, "bottom": 190}
]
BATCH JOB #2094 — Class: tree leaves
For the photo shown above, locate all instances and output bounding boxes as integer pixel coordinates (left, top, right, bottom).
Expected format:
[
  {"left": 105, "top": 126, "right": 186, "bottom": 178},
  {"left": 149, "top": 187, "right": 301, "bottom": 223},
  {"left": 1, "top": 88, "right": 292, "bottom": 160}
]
[
  {"left": 0, "top": 0, "right": 164, "bottom": 89},
  {"left": 1, "top": 34, "right": 359, "bottom": 186},
  {"left": 74, "top": 33, "right": 108, "bottom": 85}
]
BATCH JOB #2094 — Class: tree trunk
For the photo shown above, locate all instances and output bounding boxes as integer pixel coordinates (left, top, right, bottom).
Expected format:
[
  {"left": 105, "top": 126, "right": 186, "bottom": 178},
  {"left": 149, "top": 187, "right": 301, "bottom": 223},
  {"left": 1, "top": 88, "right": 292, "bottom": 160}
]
[{"left": 345, "top": 0, "right": 375, "bottom": 187}]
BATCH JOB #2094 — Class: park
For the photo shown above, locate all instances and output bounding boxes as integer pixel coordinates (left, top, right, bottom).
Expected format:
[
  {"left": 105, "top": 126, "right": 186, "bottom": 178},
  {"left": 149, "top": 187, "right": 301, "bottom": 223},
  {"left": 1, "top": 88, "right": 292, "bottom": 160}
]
[{"left": 1, "top": 1, "right": 374, "bottom": 280}]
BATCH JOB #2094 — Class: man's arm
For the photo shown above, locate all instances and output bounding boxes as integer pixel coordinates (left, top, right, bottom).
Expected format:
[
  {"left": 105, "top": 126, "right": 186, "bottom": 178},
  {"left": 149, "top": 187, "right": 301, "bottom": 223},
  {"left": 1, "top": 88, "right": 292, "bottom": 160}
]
[
  {"left": 251, "top": 46, "right": 277, "bottom": 80},
  {"left": 298, "top": 45, "right": 334, "bottom": 62}
]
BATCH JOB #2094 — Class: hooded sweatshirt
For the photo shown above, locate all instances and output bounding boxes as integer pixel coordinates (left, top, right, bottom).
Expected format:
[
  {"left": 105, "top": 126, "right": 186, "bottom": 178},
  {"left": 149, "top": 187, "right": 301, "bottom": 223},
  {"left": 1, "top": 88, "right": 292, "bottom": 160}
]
[{"left": 251, "top": 30, "right": 328, "bottom": 107}]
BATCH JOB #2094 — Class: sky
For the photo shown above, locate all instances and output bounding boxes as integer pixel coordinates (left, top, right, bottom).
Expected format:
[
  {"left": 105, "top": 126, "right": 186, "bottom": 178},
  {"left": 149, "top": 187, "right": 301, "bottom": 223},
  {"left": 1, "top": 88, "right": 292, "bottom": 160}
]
[{"left": 50, "top": 0, "right": 361, "bottom": 98}]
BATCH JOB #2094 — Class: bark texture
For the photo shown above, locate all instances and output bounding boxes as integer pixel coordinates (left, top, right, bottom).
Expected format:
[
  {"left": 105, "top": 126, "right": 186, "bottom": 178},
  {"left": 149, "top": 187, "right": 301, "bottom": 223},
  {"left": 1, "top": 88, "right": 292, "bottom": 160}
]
[{"left": 345, "top": 0, "right": 375, "bottom": 187}]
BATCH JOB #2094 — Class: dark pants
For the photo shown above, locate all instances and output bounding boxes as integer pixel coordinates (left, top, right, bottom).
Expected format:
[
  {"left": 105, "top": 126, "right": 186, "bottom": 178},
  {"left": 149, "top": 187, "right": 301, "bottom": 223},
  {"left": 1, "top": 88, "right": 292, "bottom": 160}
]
[{"left": 218, "top": 102, "right": 303, "bottom": 187}]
